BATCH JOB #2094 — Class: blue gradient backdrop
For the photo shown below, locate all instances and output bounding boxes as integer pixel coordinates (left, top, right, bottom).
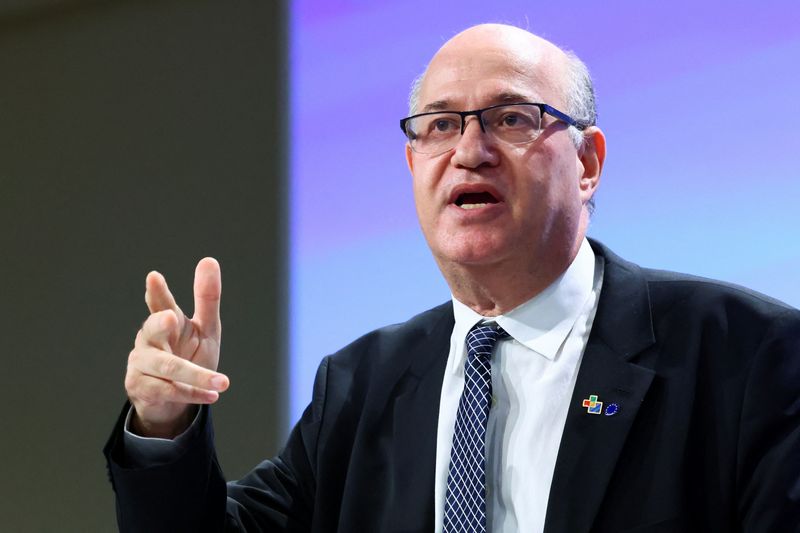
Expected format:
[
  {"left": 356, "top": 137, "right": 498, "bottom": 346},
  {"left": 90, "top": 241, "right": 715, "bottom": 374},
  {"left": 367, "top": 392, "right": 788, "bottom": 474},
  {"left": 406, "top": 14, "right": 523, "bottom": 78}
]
[{"left": 290, "top": 1, "right": 800, "bottom": 422}]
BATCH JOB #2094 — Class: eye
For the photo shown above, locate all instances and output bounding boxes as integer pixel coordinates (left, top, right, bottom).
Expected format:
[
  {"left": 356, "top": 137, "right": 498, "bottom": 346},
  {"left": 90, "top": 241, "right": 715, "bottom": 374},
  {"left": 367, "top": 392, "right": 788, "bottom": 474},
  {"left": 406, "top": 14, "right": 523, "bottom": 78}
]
[
  {"left": 497, "top": 111, "right": 533, "bottom": 129},
  {"left": 432, "top": 118, "right": 458, "bottom": 132},
  {"left": 502, "top": 114, "right": 520, "bottom": 126}
]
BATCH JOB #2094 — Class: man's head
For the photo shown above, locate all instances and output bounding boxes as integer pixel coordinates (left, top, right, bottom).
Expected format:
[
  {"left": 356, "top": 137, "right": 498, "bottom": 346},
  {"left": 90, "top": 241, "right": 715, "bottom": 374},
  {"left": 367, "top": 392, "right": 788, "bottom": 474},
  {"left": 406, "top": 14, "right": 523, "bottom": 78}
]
[{"left": 403, "top": 24, "right": 605, "bottom": 305}]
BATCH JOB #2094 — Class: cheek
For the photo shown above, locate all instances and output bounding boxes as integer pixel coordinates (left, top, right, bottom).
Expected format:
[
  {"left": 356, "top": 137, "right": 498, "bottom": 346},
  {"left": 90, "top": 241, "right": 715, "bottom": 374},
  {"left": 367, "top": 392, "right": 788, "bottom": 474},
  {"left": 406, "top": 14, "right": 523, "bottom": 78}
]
[
  {"left": 411, "top": 158, "right": 447, "bottom": 206},
  {"left": 515, "top": 154, "right": 581, "bottom": 222},
  {"left": 411, "top": 173, "right": 439, "bottom": 230},
  {"left": 533, "top": 144, "right": 581, "bottom": 193},
  {"left": 411, "top": 173, "right": 430, "bottom": 204}
]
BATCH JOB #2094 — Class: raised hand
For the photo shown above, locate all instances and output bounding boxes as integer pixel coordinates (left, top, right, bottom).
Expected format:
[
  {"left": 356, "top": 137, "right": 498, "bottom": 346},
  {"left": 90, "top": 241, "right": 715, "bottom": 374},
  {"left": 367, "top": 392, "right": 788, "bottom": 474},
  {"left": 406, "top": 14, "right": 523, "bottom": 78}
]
[{"left": 125, "top": 258, "right": 229, "bottom": 438}]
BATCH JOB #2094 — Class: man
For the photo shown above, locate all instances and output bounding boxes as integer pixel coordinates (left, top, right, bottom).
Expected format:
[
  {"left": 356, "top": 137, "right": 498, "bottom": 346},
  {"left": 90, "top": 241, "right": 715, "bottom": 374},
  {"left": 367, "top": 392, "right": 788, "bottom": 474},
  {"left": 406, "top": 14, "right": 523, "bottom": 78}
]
[{"left": 105, "top": 24, "right": 800, "bottom": 532}]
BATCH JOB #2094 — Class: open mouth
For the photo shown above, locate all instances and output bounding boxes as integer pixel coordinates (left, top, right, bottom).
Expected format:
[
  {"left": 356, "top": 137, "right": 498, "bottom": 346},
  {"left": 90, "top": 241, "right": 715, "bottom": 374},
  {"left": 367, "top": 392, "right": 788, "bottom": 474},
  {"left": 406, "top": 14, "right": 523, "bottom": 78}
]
[{"left": 455, "top": 191, "right": 499, "bottom": 210}]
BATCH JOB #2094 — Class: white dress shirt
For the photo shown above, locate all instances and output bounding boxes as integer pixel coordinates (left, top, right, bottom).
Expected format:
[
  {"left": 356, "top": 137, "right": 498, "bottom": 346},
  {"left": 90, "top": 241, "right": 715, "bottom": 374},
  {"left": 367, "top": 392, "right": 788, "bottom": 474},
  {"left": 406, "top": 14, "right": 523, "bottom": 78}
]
[{"left": 434, "top": 238, "right": 603, "bottom": 533}]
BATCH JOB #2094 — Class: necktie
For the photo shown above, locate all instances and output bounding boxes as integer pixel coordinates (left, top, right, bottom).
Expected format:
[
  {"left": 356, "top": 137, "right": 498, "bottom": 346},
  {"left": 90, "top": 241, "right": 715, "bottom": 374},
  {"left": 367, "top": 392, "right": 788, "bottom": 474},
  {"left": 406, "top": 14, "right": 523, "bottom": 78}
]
[{"left": 443, "top": 323, "right": 508, "bottom": 533}]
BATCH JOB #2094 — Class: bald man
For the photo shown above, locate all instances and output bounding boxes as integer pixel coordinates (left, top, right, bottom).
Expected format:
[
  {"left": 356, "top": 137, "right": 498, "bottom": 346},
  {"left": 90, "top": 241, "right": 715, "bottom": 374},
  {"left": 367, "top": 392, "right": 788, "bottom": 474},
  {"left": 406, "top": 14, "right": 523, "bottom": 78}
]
[{"left": 105, "top": 24, "right": 800, "bottom": 532}]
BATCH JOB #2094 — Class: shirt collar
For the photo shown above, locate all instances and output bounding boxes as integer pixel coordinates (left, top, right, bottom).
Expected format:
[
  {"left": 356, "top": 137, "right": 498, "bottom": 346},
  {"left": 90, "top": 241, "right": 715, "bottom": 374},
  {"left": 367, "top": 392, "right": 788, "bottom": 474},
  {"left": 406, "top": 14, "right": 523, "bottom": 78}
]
[{"left": 451, "top": 238, "right": 596, "bottom": 361}]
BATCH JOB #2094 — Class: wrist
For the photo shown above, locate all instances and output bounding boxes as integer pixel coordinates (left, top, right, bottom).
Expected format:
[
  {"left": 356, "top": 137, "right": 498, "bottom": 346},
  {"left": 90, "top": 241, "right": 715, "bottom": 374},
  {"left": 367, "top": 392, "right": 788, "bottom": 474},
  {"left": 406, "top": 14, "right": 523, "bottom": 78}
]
[{"left": 130, "top": 405, "right": 199, "bottom": 439}]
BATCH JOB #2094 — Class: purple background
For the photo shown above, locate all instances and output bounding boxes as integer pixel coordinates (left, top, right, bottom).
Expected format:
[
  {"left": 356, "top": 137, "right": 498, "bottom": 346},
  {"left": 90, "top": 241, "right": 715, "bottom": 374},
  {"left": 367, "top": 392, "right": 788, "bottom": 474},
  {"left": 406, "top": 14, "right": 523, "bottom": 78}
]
[{"left": 290, "top": 0, "right": 800, "bottom": 422}]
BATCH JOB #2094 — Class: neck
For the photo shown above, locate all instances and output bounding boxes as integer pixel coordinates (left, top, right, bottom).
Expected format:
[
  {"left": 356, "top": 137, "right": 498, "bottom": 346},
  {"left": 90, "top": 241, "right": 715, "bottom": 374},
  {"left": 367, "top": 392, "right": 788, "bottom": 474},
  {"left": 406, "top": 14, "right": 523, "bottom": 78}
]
[{"left": 442, "top": 236, "right": 585, "bottom": 317}]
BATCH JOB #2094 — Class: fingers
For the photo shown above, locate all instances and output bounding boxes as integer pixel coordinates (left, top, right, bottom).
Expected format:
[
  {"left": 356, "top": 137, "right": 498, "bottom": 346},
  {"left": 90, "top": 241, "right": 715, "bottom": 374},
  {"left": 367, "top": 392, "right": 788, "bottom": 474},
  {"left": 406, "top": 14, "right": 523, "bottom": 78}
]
[
  {"left": 193, "top": 257, "right": 221, "bottom": 339},
  {"left": 129, "top": 373, "right": 221, "bottom": 405},
  {"left": 133, "top": 311, "right": 228, "bottom": 391},
  {"left": 130, "top": 344, "right": 229, "bottom": 392},
  {"left": 128, "top": 261, "right": 225, "bottom": 436},
  {"left": 145, "top": 270, "right": 183, "bottom": 316},
  {"left": 127, "top": 310, "right": 229, "bottom": 434}
]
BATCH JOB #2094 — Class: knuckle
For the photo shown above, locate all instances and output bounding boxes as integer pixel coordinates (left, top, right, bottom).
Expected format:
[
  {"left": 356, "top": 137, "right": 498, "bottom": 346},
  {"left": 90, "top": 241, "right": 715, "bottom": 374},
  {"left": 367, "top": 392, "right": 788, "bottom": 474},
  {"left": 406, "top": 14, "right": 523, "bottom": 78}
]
[
  {"left": 124, "top": 373, "right": 138, "bottom": 394},
  {"left": 127, "top": 348, "right": 139, "bottom": 366},
  {"left": 146, "top": 310, "right": 166, "bottom": 326},
  {"left": 142, "top": 314, "right": 158, "bottom": 333}
]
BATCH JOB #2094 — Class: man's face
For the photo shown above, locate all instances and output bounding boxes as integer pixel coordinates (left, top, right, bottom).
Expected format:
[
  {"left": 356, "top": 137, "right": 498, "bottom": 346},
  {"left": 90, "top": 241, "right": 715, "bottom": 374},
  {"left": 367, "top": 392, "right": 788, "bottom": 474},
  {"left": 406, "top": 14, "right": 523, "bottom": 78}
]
[{"left": 406, "top": 27, "right": 599, "bottom": 277}]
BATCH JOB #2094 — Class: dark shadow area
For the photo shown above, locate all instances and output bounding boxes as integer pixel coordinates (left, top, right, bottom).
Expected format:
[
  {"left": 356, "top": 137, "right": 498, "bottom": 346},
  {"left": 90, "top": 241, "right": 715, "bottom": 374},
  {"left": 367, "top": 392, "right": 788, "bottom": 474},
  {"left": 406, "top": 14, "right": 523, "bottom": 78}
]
[{"left": 0, "top": 0, "right": 287, "bottom": 530}]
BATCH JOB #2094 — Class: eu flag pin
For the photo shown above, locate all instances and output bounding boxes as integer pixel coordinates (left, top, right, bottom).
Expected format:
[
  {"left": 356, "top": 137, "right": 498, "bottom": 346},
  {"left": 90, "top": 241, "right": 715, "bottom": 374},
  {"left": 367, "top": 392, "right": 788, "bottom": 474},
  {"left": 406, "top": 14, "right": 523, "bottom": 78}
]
[
  {"left": 582, "top": 394, "right": 603, "bottom": 414},
  {"left": 604, "top": 403, "right": 620, "bottom": 416}
]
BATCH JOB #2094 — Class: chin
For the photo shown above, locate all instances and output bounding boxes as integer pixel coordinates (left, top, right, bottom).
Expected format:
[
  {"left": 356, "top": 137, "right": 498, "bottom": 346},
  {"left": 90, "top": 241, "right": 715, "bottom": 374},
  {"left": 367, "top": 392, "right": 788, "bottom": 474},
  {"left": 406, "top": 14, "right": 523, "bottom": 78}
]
[{"left": 434, "top": 234, "right": 511, "bottom": 267}]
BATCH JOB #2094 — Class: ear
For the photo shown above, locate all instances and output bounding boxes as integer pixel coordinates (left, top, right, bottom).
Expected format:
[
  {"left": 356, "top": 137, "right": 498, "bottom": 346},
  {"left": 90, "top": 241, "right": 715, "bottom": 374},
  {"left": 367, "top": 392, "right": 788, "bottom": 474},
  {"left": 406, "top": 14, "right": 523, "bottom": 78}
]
[
  {"left": 405, "top": 142, "right": 415, "bottom": 175},
  {"left": 577, "top": 126, "right": 605, "bottom": 205}
]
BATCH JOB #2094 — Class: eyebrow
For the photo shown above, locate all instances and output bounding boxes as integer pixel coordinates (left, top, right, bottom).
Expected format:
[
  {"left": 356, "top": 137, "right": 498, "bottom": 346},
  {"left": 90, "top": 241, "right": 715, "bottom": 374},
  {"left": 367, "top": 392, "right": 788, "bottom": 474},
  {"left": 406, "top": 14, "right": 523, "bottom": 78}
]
[
  {"left": 420, "top": 92, "right": 535, "bottom": 113},
  {"left": 494, "top": 92, "right": 533, "bottom": 104},
  {"left": 421, "top": 100, "right": 451, "bottom": 113}
]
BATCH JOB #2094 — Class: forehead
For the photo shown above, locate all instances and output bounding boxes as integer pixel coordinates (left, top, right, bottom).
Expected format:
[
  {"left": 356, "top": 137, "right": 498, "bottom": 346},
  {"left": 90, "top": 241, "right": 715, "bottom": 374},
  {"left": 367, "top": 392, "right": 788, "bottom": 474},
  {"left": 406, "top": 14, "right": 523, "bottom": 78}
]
[{"left": 418, "top": 35, "right": 565, "bottom": 111}]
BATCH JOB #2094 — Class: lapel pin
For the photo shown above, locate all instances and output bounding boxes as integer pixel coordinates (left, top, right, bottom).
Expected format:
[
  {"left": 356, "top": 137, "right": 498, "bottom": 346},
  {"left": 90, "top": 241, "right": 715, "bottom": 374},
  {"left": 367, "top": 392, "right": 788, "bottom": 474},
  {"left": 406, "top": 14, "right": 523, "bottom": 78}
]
[
  {"left": 604, "top": 403, "right": 620, "bottom": 416},
  {"left": 582, "top": 394, "right": 603, "bottom": 414}
]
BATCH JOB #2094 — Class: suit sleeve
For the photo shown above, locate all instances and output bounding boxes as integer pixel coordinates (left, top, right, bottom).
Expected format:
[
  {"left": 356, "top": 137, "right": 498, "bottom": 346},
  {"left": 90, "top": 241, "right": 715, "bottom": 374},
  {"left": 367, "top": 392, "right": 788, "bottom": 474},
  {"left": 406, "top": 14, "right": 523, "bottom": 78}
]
[
  {"left": 737, "top": 309, "right": 800, "bottom": 529},
  {"left": 104, "top": 357, "right": 330, "bottom": 533}
]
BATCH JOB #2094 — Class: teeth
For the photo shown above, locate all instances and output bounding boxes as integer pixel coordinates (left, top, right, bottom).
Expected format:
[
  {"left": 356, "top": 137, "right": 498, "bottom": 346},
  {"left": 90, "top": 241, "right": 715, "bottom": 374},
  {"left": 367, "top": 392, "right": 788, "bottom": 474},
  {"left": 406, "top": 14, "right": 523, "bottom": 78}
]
[{"left": 459, "top": 203, "right": 487, "bottom": 210}]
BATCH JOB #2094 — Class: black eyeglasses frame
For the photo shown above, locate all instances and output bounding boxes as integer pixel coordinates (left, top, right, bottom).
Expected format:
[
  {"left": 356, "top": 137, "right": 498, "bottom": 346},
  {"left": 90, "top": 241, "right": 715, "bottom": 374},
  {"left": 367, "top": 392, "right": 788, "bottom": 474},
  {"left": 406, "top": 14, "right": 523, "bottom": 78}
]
[{"left": 399, "top": 102, "right": 589, "bottom": 140}]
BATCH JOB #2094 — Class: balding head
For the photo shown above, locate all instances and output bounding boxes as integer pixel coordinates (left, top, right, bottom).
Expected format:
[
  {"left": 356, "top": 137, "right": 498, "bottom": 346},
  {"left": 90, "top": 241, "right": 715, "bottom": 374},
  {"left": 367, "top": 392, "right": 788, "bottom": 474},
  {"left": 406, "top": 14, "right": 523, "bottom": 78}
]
[
  {"left": 432, "top": 25, "right": 569, "bottom": 103},
  {"left": 408, "top": 24, "right": 596, "bottom": 148}
]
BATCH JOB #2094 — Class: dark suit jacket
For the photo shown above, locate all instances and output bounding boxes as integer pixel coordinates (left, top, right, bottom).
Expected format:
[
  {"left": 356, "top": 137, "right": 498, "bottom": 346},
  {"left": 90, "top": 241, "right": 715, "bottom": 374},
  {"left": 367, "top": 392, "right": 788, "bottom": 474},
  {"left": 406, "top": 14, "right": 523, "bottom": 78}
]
[{"left": 105, "top": 240, "right": 800, "bottom": 532}]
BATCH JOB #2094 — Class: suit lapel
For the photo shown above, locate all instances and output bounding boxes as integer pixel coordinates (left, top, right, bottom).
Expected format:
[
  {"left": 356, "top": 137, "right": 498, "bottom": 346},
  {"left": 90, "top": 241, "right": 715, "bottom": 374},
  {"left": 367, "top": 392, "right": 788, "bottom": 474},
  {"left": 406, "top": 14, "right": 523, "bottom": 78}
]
[
  {"left": 384, "top": 304, "right": 453, "bottom": 532},
  {"left": 544, "top": 241, "right": 658, "bottom": 533}
]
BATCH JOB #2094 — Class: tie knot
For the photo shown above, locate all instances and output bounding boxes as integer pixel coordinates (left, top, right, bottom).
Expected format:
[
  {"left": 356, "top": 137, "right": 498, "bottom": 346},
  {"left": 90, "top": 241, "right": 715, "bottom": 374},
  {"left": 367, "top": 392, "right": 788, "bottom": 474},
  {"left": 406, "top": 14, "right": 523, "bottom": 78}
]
[{"left": 466, "top": 323, "right": 508, "bottom": 360}]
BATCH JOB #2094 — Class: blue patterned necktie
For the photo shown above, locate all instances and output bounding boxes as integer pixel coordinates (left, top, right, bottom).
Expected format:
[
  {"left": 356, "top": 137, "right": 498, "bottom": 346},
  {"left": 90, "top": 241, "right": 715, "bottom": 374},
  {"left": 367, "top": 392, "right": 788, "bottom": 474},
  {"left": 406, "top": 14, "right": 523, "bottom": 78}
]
[{"left": 443, "top": 323, "right": 508, "bottom": 533}]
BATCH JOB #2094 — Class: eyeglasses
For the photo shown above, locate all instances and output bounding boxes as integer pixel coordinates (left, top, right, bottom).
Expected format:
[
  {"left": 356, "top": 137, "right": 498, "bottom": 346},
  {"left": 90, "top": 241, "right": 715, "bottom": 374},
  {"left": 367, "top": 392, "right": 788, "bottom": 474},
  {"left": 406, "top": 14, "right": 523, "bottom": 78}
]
[{"left": 399, "top": 102, "right": 588, "bottom": 155}]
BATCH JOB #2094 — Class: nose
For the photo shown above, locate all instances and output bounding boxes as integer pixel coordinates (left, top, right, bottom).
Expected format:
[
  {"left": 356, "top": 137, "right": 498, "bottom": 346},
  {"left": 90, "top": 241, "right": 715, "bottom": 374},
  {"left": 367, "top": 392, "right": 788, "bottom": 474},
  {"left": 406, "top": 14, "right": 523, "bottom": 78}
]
[{"left": 450, "top": 117, "right": 499, "bottom": 169}]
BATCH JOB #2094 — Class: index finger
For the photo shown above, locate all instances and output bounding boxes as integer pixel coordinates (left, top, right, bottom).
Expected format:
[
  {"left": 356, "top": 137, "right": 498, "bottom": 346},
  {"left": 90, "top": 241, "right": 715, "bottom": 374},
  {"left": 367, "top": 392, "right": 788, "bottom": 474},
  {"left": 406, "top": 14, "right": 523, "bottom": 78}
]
[
  {"left": 192, "top": 257, "right": 221, "bottom": 339},
  {"left": 145, "top": 271, "right": 183, "bottom": 317}
]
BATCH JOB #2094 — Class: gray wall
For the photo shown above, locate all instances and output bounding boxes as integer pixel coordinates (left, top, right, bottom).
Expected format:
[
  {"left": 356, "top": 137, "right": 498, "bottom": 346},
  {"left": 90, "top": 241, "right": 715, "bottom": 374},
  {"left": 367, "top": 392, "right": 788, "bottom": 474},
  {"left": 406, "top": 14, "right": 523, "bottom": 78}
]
[{"left": 0, "top": 1, "right": 287, "bottom": 530}]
